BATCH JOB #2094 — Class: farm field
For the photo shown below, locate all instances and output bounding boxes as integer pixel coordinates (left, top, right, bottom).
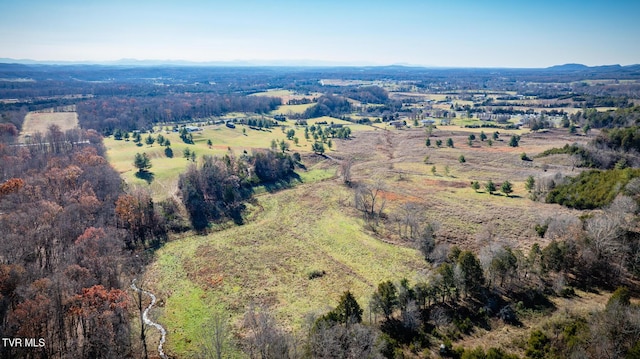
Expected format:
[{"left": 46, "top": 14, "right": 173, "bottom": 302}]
[
  {"left": 272, "top": 103, "right": 314, "bottom": 115},
  {"left": 139, "top": 122, "right": 599, "bottom": 357},
  {"left": 333, "top": 126, "right": 591, "bottom": 247},
  {"left": 105, "top": 122, "right": 329, "bottom": 197},
  {"left": 145, "top": 179, "right": 426, "bottom": 357},
  {"left": 20, "top": 110, "right": 79, "bottom": 141},
  {"left": 250, "top": 89, "right": 321, "bottom": 106},
  {"left": 105, "top": 116, "right": 378, "bottom": 198}
]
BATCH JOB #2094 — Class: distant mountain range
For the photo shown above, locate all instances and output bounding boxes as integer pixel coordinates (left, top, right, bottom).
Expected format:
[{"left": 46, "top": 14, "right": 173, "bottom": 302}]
[
  {"left": 0, "top": 58, "right": 638, "bottom": 70},
  {"left": 545, "top": 63, "right": 640, "bottom": 72},
  {"left": 0, "top": 58, "right": 379, "bottom": 67}
]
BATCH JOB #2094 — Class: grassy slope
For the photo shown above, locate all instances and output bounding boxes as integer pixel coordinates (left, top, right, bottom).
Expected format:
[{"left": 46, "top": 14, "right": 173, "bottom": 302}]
[
  {"left": 129, "top": 123, "right": 595, "bottom": 357},
  {"left": 105, "top": 118, "right": 376, "bottom": 199},
  {"left": 145, "top": 180, "right": 426, "bottom": 357},
  {"left": 336, "top": 127, "right": 589, "bottom": 249},
  {"left": 105, "top": 123, "right": 327, "bottom": 197}
]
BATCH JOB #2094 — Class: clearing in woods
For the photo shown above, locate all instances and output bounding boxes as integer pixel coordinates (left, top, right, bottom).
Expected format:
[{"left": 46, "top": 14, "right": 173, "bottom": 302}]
[
  {"left": 20, "top": 110, "right": 79, "bottom": 141},
  {"left": 145, "top": 180, "right": 426, "bottom": 357}
]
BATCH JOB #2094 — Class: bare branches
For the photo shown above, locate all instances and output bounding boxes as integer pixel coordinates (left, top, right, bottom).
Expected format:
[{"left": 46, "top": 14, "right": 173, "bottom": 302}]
[
  {"left": 200, "top": 312, "right": 229, "bottom": 359},
  {"left": 339, "top": 156, "right": 354, "bottom": 186},
  {"left": 242, "top": 305, "right": 293, "bottom": 359},
  {"left": 354, "top": 178, "right": 387, "bottom": 230}
]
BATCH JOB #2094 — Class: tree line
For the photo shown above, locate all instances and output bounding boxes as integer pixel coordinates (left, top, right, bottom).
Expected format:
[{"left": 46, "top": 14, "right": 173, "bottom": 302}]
[
  {"left": 178, "top": 149, "right": 297, "bottom": 231},
  {"left": 76, "top": 94, "right": 281, "bottom": 133}
]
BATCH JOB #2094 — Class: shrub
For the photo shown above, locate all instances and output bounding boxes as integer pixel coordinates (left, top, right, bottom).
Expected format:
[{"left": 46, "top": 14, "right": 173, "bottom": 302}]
[
  {"left": 454, "top": 317, "right": 473, "bottom": 334},
  {"left": 485, "top": 180, "right": 496, "bottom": 194},
  {"left": 607, "top": 286, "right": 631, "bottom": 308},
  {"left": 534, "top": 223, "right": 548, "bottom": 238},
  {"left": 559, "top": 287, "right": 576, "bottom": 298},
  {"left": 471, "top": 181, "right": 480, "bottom": 192},
  {"left": 525, "top": 330, "right": 550, "bottom": 359},
  {"left": 500, "top": 180, "right": 513, "bottom": 197},
  {"left": 499, "top": 305, "right": 518, "bottom": 325},
  {"left": 546, "top": 168, "right": 640, "bottom": 209},
  {"left": 308, "top": 269, "right": 326, "bottom": 280}
]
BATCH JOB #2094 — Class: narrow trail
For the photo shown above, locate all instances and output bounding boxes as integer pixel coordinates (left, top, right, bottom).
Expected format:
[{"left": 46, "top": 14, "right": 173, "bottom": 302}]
[{"left": 131, "top": 279, "right": 168, "bottom": 359}]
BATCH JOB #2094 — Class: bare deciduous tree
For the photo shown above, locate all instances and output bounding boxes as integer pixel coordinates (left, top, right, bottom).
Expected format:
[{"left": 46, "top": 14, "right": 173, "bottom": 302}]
[
  {"left": 428, "top": 243, "right": 450, "bottom": 266},
  {"left": 200, "top": 312, "right": 229, "bottom": 359},
  {"left": 430, "top": 306, "right": 451, "bottom": 329},
  {"left": 354, "top": 178, "right": 386, "bottom": 230},
  {"left": 394, "top": 202, "right": 422, "bottom": 239},
  {"left": 309, "top": 322, "right": 382, "bottom": 359},
  {"left": 586, "top": 212, "right": 624, "bottom": 260},
  {"left": 340, "top": 157, "right": 354, "bottom": 186},
  {"left": 589, "top": 301, "right": 640, "bottom": 359},
  {"left": 545, "top": 215, "right": 582, "bottom": 241},
  {"left": 242, "top": 305, "right": 292, "bottom": 359}
]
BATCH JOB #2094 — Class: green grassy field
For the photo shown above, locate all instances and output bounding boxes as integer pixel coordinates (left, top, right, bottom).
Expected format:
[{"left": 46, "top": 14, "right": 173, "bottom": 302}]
[
  {"left": 105, "top": 117, "right": 375, "bottom": 199},
  {"left": 145, "top": 180, "right": 426, "bottom": 357},
  {"left": 104, "top": 123, "right": 340, "bottom": 197},
  {"left": 272, "top": 103, "right": 314, "bottom": 115}
]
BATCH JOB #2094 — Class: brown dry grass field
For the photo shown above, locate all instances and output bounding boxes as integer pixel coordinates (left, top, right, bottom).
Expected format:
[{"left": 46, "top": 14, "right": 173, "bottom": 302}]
[
  {"left": 333, "top": 126, "right": 591, "bottom": 251},
  {"left": 20, "top": 110, "right": 79, "bottom": 141},
  {"left": 329, "top": 126, "right": 613, "bottom": 354}
]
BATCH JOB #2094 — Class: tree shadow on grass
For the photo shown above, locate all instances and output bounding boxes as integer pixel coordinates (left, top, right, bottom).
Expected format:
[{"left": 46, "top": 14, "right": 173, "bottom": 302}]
[
  {"left": 262, "top": 172, "right": 302, "bottom": 193},
  {"left": 135, "top": 171, "right": 155, "bottom": 184}
]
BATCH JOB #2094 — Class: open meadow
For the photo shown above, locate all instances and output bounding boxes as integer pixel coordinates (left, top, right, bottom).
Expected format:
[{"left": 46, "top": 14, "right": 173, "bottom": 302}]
[
  {"left": 104, "top": 117, "right": 378, "bottom": 199},
  {"left": 334, "top": 126, "right": 591, "bottom": 249},
  {"left": 134, "top": 120, "right": 604, "bottom": 357},
  {"left": 20, "top": 110, "right": 79, "bottom": 141},
  {"left": 144, "top": 179, "right": 427, "bottom": 357}
]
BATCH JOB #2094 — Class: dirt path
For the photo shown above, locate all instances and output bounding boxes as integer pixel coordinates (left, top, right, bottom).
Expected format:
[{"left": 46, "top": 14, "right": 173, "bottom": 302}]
[{"left": 131, "top": 279, "right": 168, "bottom": 359}]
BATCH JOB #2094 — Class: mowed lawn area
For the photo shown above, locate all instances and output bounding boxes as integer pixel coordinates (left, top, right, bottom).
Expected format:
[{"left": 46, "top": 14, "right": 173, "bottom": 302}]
[
  {"left": 144, "top": 180, "right": 426, "bottom": 357},
  {"left": 104, "top": 119, "right": 374, "bottom": 198}
]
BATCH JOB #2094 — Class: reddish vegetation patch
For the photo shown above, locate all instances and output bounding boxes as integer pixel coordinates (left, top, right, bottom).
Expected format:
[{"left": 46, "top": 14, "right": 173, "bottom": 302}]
[
  {"left": 379, "top": 190, "right": 421, "bottom": 202},
  {"left": 379, "top": 190, "right": 402, "bottom": 201},
  {"left": 0, "top": 178, "right": 25, "bottom": 196}
]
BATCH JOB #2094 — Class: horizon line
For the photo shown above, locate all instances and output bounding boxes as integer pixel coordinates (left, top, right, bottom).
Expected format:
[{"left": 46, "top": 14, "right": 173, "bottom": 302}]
[{"left": 0, "top": 57, "right": 638, "bottom": 70}]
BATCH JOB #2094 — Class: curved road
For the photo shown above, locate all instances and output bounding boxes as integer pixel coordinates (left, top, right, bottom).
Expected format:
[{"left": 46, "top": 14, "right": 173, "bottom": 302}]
[{"left": 131, "top": 279, "right": 168, "bottom": 359}]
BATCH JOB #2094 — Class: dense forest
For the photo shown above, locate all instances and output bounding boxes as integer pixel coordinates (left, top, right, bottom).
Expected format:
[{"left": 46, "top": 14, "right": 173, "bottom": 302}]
[{"left": 0, "top": 126, "right": 136, "bottom": 358}]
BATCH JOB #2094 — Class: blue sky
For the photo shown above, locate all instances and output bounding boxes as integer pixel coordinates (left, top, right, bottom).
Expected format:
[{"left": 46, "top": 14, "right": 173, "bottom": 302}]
[{"left": 1, "top": 0, "right": 638, "bottom": 67}]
